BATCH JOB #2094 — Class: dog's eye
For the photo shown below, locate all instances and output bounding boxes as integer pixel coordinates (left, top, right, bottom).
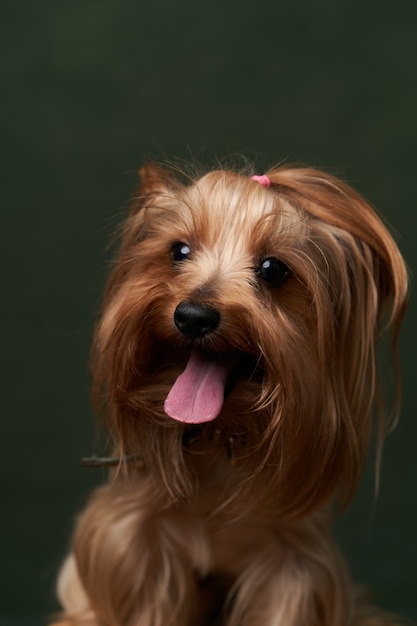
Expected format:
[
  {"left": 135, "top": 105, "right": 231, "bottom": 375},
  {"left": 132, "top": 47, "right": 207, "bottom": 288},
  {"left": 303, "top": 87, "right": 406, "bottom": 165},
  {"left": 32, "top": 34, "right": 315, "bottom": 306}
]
[
  {"left": 257, "top": 257, "right": 291, "bottom": 286},
  {"left": 171, "top": 242, "right": 192, "bottom": 263}
]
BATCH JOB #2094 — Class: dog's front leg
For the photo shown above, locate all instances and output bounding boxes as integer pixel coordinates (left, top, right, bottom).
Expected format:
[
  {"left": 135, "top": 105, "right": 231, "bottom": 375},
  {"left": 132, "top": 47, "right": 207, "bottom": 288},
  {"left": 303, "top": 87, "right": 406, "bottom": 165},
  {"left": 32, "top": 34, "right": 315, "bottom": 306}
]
[
  {"left": 221, "top": 523, "right": 353, "bottom": 626},
  {"left": 54, "top": 481, "right": 210, "bottom": 626}
]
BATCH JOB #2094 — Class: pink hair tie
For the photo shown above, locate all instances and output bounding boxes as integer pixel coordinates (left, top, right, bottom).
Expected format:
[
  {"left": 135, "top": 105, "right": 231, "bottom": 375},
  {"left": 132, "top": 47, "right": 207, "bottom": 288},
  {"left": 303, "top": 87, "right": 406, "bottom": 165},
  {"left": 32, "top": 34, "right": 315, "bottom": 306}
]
[{"left": 250, "top": 174, "right": 271, "bottom": 188}]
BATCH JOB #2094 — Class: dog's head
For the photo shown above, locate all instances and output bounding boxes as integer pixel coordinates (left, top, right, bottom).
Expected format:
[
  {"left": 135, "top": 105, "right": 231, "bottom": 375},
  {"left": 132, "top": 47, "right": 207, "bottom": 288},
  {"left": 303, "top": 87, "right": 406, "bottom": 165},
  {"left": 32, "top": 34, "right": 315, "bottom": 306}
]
[{"left": 92, "top": 164, "right": 407, "bottom": 512}]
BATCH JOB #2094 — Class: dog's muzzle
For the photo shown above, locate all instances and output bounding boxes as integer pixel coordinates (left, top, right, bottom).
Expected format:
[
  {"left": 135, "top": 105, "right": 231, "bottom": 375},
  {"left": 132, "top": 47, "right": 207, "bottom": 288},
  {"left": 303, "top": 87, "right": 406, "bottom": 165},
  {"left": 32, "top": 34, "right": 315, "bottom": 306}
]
[{"left": 164, "top": 301, "right": 234, "bottom": 424}]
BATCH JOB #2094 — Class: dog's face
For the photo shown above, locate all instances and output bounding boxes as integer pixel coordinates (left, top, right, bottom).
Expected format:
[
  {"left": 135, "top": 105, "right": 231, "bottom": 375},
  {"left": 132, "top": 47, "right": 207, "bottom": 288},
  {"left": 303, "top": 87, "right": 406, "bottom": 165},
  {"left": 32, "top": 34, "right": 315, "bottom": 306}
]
[{"left": 93, "top": 164, "right": 407, "bottom": 513}]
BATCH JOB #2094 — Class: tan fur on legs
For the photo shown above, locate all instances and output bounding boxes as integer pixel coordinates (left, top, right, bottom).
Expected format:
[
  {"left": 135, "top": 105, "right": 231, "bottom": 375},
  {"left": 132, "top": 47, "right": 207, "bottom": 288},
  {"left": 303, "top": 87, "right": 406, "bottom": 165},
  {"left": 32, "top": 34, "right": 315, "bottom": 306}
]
[
  {"left": 52, "top": 162, "right": 409, "bottom": 625},
  {"left": 223, "top": 522, "right": 352, "bottom": 626},
  {"left": 55, "top": 555, "right": 94, "bottom": 625},
  {"left": 67, "top": 481, "right": 211, "bottom": 626}
]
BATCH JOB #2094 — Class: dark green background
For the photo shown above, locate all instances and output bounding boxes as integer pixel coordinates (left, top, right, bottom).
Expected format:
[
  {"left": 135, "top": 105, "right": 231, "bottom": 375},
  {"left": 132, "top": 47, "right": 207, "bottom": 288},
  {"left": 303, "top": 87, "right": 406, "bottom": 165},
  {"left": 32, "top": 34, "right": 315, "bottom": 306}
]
[{"left": 2, "top": 1, "right": 416, "bottom": 624}]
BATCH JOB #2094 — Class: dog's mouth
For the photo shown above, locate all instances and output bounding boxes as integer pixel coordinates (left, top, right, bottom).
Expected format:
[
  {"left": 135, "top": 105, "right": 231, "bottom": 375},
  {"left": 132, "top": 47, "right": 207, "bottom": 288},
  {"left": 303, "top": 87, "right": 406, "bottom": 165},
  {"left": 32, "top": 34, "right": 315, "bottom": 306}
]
[{"left": 164, "top": 347, "right": 242, "bottom": 424}]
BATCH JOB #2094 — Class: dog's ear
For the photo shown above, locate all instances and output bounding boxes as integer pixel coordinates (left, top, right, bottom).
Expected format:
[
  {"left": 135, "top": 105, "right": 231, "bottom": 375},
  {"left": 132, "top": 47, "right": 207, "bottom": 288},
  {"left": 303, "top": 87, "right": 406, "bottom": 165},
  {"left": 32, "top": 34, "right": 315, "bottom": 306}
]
[
  {"left": 128, "top": 163, "right": 180, "bottom": 215},
  {"left": 268, "top": 166, "right": 408, "bottom": 500},
  {"left": 121, "top": 164, "right": 181, "bottom": 247},
  {"left": 137, "top": 163, "right": 178, "bottom": 195},
  {"left": 268, "top": 166, "right": 408, "bottom": 327}
]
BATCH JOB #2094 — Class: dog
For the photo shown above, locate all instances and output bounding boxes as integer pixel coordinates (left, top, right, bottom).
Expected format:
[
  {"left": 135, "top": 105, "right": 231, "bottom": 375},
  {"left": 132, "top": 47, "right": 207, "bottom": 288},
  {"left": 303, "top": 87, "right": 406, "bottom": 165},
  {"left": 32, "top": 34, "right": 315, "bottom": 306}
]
[{"left": 53, "top": 162, "right": 409, "bottom": 625}]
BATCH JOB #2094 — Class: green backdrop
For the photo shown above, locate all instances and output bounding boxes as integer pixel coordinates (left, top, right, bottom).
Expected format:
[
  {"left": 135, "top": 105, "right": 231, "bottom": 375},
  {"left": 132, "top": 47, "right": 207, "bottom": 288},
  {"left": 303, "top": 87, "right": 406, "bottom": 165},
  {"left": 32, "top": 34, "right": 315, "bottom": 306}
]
[{"left": 2, "top": 1, "right": 416, "bottom": 624}]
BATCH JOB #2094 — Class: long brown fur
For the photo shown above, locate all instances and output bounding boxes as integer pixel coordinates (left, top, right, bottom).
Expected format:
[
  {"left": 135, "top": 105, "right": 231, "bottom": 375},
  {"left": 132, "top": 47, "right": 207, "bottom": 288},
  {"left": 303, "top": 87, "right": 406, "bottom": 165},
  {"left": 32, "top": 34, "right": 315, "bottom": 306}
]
[{"left": 53, "top": 163, "right": 409, "bottom": 625}]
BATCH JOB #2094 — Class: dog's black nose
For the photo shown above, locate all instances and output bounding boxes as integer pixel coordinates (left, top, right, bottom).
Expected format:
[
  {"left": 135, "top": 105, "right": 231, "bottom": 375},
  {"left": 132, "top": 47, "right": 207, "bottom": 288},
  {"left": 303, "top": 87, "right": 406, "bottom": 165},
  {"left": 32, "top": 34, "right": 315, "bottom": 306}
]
[{"left": 174, "top": 301, "right": 220, "bottom": 338}]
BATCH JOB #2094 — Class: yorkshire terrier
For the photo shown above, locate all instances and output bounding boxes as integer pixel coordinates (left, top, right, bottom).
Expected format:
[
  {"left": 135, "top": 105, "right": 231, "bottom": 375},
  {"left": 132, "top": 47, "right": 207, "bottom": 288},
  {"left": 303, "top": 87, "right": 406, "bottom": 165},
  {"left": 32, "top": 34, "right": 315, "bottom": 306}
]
[{"left": 53, "top": 162, "right": 408, "bottom": 626}]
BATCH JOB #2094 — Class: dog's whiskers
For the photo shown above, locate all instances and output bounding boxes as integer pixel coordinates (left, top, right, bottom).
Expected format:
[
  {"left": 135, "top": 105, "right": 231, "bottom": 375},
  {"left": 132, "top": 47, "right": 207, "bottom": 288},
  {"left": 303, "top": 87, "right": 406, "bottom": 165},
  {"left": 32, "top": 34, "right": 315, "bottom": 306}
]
[{"left": 81, "top": 452, "right": 144, "bottom": 468}]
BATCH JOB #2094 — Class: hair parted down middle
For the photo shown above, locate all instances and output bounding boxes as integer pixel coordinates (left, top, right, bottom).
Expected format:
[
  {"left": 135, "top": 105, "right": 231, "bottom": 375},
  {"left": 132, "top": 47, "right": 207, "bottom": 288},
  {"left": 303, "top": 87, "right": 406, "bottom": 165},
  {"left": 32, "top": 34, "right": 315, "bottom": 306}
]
[{"left": 54, "top": 162, "right": 408, "bottom": 626}]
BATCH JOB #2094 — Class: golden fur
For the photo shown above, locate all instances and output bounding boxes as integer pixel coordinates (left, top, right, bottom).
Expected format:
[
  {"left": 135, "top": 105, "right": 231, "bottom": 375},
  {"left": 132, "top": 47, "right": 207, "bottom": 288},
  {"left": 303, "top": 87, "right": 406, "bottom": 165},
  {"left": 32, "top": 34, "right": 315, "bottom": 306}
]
[{"left": 52, "top": 163, "right": 409, "bottom": 625}]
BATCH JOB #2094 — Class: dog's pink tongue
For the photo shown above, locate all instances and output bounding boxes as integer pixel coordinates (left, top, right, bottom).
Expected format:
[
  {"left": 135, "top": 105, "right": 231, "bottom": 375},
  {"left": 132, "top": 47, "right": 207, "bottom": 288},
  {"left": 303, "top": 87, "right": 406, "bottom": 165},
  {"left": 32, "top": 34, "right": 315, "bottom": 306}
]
[{"left": 164, "top": 348, "right": 228, "bottom": 424}]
